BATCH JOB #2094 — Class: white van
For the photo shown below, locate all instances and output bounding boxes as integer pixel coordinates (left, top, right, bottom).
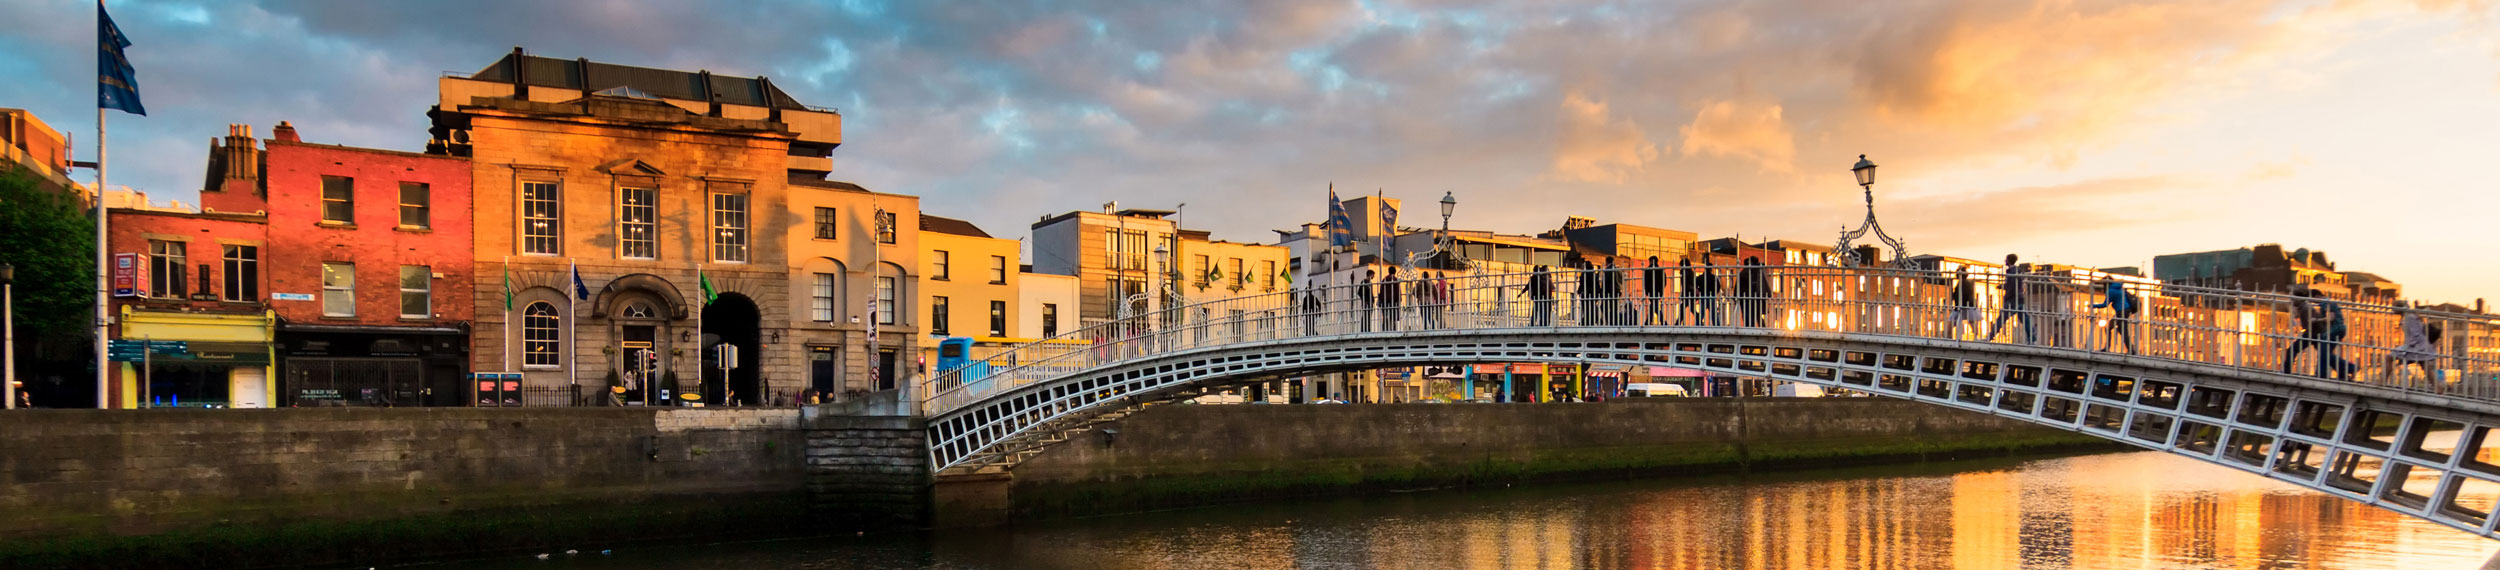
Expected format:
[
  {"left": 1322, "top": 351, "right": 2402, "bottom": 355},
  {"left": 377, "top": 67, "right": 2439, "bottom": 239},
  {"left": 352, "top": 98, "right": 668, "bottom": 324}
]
[
  {"left": 1774, "top": 384, "right": 1826, "bottom": 398},
  {"left": 1626, "top": 383, "right": 1689, "bottom": 398}
]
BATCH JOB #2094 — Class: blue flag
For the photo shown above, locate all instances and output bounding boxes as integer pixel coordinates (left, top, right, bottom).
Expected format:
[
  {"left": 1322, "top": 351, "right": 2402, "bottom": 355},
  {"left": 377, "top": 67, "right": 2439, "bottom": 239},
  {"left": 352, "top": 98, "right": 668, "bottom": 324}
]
[
  {"left": 1380, "top": 200, "right": 1398, "bottom": 232},
  {"left": 1326, "top": 186, "right": 1353, "bottom": 249},
  {"left": 570, "top": 263, "right": 591, "bottom": 300},
  {"left": 98, "top": 4, "right": 145, "bottom": 116}
]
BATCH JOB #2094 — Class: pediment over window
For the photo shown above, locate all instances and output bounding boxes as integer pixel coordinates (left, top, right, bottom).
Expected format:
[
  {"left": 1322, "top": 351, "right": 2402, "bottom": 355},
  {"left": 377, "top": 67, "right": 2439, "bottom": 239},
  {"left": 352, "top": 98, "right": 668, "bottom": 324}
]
[{"left": 594, "top": 158, "right": 666, "bottom": 177}]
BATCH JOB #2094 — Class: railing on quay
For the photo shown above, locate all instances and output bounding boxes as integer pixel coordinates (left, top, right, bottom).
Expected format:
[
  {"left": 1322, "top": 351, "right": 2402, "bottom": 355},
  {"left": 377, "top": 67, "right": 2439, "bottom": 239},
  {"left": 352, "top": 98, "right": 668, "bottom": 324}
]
[{"left": 920, "top": 265, "right": 2500, "bottom": 417}]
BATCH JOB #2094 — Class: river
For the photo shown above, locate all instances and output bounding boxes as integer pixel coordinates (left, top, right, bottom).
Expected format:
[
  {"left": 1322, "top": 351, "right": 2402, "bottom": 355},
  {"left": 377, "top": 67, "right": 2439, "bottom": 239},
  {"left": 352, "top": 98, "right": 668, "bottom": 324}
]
[{"left": 455, "top": 451, "right": 2498, "bottom": 569}]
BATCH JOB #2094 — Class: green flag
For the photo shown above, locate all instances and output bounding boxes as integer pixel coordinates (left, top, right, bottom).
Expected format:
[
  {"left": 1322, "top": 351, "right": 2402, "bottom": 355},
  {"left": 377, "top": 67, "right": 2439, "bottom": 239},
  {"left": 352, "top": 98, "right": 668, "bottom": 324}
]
[
  {"left": 501, "top": 265, "right": 513, "bottom": 311},
  {"left": 1281, "top": 267, "right": 1293, "bottom": 285},
  {"left": 1205, "top": 266, "right": 1223, "bottom": 284},
  {"left": 699, "top": 270, "right": 718, "bottom": 304}
]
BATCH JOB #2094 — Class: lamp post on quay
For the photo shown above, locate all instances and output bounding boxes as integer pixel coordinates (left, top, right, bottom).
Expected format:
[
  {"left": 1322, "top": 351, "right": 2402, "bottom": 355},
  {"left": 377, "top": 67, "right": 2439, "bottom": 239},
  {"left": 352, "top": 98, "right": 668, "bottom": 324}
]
[
  {"left": 3, "top": 262, "right": 15, "bottom": 409},
  {"left": 1438, "top": 192, "right": 1457, "bottom": 267},
  {"left": 1834, "top": 154, "right": 1910, "bottom": 268}
]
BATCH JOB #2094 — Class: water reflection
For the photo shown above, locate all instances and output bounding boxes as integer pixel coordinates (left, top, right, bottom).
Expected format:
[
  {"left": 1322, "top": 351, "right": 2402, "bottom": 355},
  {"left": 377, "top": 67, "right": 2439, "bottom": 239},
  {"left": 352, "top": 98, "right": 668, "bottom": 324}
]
[{"left": 461, "top": 452, "right": 2497, "bottom": 570}]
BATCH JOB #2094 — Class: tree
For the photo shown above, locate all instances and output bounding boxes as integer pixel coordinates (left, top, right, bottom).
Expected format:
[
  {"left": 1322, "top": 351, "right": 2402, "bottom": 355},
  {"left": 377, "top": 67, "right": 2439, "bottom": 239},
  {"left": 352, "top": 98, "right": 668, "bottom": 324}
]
[{"left": 0, "top": 166, "right": 98, "bottom": 352}]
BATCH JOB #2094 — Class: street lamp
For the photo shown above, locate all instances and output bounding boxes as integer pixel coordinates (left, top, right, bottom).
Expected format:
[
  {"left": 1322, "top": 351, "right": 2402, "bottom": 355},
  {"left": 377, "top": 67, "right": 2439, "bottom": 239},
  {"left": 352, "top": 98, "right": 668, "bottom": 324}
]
[
  {"left": 1835, "top": 154, "right": 1909, "bottom": 267},
  {"left": 1438, "top": 192, "right": 1457, "bottom": 269},
  {"left": 2, "top": 262, "right": 14, "bottom": 409}
]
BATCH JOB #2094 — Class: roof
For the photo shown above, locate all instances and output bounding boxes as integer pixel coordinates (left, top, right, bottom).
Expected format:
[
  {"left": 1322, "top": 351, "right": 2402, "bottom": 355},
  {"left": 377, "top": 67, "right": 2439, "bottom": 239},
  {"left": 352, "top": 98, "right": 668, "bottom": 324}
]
[
  {"left": 789, "top": 177, "right": 870, "bottom": 193},
  {"left": 920, "top": 214, "right": 991, "bottom": 238},
  {"left": 472, "top": 52, "right": 813, "bottom": 110}
]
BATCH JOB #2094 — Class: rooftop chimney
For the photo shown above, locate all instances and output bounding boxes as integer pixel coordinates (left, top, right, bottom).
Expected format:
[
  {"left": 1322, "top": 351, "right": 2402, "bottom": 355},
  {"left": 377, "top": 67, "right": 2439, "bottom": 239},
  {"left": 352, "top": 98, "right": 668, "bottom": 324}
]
[{"left": 271, "top": 121, "right": 299, "bottom": 143}]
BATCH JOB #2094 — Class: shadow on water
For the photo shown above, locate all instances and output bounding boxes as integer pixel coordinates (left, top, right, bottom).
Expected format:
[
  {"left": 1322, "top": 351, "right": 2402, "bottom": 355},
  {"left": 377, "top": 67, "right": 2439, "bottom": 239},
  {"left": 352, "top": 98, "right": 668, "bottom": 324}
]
[{"left": 422, "top": 450, "right": 2500, "bottom": 570}]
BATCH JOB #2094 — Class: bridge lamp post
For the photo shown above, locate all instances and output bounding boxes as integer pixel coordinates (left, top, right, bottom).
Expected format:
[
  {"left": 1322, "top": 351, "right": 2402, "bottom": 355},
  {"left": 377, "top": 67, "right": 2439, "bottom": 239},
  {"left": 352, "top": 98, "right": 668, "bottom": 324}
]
[
  {"left": 3, "top": 262, "right": 12, "bottom": 409},
  {"left": 1438, "top": 192, "right": 1456, "bottom": 267}
]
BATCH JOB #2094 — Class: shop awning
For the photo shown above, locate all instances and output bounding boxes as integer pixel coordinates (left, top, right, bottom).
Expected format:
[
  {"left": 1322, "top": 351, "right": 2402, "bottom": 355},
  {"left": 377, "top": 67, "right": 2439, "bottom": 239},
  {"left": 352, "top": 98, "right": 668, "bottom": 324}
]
[{"left": 1648, "top": 367, "right": 1708, "bottom": 377}]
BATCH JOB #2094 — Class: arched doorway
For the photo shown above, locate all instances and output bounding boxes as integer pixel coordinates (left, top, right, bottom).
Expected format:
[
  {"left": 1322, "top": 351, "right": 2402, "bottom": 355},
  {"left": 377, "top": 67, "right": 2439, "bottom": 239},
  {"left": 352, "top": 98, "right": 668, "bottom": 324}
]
[
  {"left": 702, "top": 293, "right": 762, "bottom": 406},
  {"left": 608, "top": 296, "right": 672, "bottom": 405}
]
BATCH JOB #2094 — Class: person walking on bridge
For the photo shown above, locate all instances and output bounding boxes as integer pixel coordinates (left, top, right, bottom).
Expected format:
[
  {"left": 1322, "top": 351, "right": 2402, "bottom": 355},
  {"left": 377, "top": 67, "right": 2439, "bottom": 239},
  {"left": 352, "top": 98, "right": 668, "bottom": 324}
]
[
  {"left": 1379, "top": 267, "right": 1403, "bottom": 332},
  {"left": 2284, "top": 288, "right": 2355, "bottom": 380},
  {"left": 2089, "top": 277, "right": 2139, "bottom": 355},
  {"left": 1643, "top": 256, "right": 1669, "bottom": 326},
  {"left": 1356, "top": 270, "right": 1376, "bottom": 333},
  {"left": 1301, "top": 286, "right": 1324, "bottom": 336},
  {"left": 1522, "top": 265, "right": 1557, "bottom": 327},
  {"left": 1986, "top": 254, "right": 2035, "bottom": 344},
  {"left": 2390, "top": 302, "right": 2445, "bottom": 392},
  {"left": 1737, "top": 257, "right": 1770, "bottom": 328},
  {"left": 1949, "top": 268, "right": 1981, "bottom": 340}
]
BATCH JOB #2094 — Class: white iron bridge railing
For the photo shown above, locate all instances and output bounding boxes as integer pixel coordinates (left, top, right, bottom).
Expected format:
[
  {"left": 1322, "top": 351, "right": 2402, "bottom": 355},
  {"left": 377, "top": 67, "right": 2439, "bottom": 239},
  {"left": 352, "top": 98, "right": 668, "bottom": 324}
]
[{"left": 920, "top": 265, "right": 2500, "bottom": 416}]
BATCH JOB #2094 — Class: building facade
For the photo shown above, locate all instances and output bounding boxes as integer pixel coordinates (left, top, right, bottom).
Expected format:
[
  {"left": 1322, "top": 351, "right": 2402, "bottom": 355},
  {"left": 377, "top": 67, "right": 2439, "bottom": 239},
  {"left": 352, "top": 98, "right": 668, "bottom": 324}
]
[
  {"left": 246, "top": 124, "right": 475, "bottom": 407},
  {"left": 431, "top": 50, "right": 912, "bottom": 406},
  {"left": 104, "top": 154, "right": 273, "bottom": 408}
]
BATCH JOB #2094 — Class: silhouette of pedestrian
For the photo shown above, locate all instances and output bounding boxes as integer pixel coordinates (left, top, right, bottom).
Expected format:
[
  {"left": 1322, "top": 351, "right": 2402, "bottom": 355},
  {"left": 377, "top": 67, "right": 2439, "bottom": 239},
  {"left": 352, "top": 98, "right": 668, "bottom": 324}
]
[
  {"left": 1986, "top": 254, "right": 2033, "bottom": 344},
  {"left": 1738, "top": 256, "right": 1770, "bottom": 327},
  {"left": 1379, "top": 267, "right": 1402, "bottom": 332},
  {"left": 2089, "top": 277, "right": 2138, "bottom": 354},
  {"left": 1643, "top": 256, "right": 1669, "bottom": 326},
  {"left": 1522, "top": 265, "right": 1556, "bottom": 326}
]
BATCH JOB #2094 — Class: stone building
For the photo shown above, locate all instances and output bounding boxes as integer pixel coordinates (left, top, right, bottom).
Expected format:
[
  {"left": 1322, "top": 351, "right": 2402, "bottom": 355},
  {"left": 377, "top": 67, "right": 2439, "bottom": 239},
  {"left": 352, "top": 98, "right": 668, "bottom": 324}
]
[{"left": 429, "top": 49, "right": 914, "bottom": 406}]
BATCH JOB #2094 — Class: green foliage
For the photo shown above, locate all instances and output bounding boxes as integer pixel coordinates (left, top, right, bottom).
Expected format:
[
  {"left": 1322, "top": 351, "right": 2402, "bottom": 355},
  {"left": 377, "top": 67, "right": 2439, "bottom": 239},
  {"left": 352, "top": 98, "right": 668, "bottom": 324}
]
[{"left": 0, "top": 167, "right": 96, "bottom": 336}]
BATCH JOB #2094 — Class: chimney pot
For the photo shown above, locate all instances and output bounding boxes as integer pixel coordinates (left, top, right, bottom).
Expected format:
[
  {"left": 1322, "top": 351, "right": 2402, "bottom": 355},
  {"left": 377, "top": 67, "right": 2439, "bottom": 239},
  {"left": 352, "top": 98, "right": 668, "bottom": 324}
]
[{"left": 272, "top": 121, "right": 300, "bottom": 143}]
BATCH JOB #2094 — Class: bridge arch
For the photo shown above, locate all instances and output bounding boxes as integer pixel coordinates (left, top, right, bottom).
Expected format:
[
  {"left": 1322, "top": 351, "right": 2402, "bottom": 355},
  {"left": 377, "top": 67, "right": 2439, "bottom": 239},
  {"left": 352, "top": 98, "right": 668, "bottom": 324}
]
[{"left": 932, "top": 327, "right": 2500, "bottom": 539}]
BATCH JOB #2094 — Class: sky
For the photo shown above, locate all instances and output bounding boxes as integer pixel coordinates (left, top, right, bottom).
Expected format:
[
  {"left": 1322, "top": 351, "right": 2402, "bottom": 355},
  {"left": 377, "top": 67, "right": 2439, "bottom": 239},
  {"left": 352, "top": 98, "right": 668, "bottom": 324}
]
[{"left": 3, "top": 0, "right": 2498, "bottom": 303}]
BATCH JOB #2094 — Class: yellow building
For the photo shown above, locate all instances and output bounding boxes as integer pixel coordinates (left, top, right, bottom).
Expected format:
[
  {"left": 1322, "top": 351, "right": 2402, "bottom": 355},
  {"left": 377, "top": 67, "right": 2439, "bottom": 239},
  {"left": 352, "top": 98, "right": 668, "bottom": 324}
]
[
  {"left": 918, "top": 215, "right": 1018, "bottom": 341},
  {"left": 784, "top": 180, "right": 921, "bottom": 399}
]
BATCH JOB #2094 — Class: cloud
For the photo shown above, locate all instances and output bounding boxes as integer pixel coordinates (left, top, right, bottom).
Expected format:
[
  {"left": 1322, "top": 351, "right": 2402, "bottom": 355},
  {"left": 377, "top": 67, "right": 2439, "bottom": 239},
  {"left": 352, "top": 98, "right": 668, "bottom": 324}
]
[
  {"left": 1547, "top": 92, "right": 1659, "bottom": 184},
  {"left": 1677, "top": 99, "right": 1795, "bottom": 173}
]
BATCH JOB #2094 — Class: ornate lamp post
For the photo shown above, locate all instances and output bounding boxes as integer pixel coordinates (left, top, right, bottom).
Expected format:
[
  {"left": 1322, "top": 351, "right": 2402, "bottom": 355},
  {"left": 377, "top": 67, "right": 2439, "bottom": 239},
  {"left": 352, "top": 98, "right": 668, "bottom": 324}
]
[
  {"left": 1834, "top": 154, "right": 1910, "bottom": 267},
  {"left": 1438, "top": 192, "right": 1457, "bottom": 269}
]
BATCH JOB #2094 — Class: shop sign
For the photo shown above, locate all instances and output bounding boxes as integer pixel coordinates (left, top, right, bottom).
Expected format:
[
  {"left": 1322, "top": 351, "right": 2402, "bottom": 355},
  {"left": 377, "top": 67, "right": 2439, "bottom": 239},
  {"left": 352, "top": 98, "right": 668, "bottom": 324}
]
[
  {"left": 1470, "top": 364, "right": 1510, "bottom": 374},
  {"left": 271, "top": 293, "right": 314, "bottom": 301},
  {"left": 1546, "top": 363, "right": 1579, "bottom": 375},
  {"left": 112, "top": 253, "right": 145, "bottom": 297}
]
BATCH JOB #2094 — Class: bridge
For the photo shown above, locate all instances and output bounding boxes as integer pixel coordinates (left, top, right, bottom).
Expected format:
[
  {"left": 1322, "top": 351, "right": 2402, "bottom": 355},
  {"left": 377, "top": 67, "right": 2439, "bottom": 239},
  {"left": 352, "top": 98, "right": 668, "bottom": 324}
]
[{"left": 915, "top": 265, "right": 2500, "bottom": 538}]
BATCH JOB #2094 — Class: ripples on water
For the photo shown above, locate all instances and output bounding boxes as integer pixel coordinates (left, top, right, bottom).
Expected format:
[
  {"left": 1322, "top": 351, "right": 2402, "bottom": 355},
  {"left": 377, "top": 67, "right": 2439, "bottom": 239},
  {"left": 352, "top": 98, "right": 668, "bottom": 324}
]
[{"left": 456, "top": 452, "right": 2498, "bottom": 570}]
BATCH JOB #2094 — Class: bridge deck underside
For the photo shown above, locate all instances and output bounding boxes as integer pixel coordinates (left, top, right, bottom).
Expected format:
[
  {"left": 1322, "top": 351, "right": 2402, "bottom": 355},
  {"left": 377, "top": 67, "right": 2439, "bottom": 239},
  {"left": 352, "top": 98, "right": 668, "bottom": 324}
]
[{"left": 929, "top": 328, "right": 2500, "bottom": 539}]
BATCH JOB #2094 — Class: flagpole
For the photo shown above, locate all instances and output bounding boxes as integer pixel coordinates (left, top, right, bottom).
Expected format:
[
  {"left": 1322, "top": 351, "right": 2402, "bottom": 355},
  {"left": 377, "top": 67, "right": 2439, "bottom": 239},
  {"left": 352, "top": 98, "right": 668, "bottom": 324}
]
[
  {"left": 93, "top": 102, "right": 108, "bottom": 409},
  {"left": 502, "top": 256, "right": 511, "bottom": 373},
  {"left": 567, "top": 258, "right": 577, "bottom": 395}
]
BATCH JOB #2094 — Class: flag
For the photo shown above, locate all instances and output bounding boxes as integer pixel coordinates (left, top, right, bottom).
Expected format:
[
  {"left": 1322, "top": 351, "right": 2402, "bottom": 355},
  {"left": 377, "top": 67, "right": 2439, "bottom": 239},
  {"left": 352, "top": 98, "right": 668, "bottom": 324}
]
[
  {"left": 1326, "top": 185, "right": 1352, "bottom": 249},
  {"left": 1280, "top": 266, "right": 1294, "bottom": 285},
  {"left": 98, "top": 4, "right": 146, "bottom": 116},
  {"left": 500, "top": 264, "right": 513, "bottom": 311},
  {"left": 698, "top": 269, "right": 718, "bottom": 304},
  {"left": 1380, "top": 200, "right": 1398, "bottom": 233},
  {"left": 1206, "top": 266, "right": 1224, "bottom": 285},
  {"left": 570, "top": 261, "right": 590, "bottom": 300}
]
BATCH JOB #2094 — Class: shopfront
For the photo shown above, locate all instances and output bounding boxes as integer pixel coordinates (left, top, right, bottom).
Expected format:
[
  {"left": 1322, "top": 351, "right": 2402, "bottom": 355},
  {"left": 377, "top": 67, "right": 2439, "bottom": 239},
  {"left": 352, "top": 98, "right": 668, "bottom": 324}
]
[
  {"left": 116, "top": 308, "right": 276, "bottom": 409},
  {"left": 276, "top": 324, "right": 468, "bottom": 407}
]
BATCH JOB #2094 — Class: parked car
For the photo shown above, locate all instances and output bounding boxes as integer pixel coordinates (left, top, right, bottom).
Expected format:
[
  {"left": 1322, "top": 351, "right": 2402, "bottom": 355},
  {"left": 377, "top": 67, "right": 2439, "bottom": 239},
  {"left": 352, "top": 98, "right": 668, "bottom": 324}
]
[{"left": 1625, "top": 383, "right": 1689, "bottom": 397}]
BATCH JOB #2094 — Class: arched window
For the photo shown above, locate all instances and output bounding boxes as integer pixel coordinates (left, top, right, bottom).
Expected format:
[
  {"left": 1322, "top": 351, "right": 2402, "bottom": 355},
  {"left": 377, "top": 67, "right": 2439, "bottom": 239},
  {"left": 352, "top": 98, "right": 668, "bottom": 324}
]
[
  {"left": 621, "top": 301, "right": 655, "bottom": 320},
  {"left": 524, "top": 302, "right": 560, "bottom": 367}
]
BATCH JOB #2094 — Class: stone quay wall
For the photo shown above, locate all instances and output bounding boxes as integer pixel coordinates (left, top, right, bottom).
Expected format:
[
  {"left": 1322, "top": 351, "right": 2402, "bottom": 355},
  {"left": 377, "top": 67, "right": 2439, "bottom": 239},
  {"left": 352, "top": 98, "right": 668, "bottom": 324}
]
[
  {"left": 1002, "top": 398, "right": 2115, "bottom": 518},
  {"left": 0, "top": 407, "right": 804, "bottom": 569}
]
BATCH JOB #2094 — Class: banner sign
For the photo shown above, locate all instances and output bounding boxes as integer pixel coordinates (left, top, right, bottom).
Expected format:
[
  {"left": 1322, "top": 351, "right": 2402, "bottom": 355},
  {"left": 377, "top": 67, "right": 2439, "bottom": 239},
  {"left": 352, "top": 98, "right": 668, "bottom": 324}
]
[{"left": 112, "top": 253, "right": 144, "bottom": 297}]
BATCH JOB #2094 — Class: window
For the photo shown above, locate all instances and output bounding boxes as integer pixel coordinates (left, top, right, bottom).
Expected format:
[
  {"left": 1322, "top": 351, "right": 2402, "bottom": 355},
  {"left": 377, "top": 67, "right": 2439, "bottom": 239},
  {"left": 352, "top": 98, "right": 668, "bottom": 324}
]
[
  {"left": 711, "top": 192, "right": 749, "bottom": 262},
  {"left": 933, "top": 250, "right": 951, "bottom": 281},
  {"left": 1228, "top": 258, "right": 1245, "bottom": 289},
  {"left": 1193, "top": 255, "right": 1210, "bottom": 287},
  {"left": 875, "top": 277, "right": 896, "bottom": 325},
  {"left": 321, "top": 262, "right": 354, "bottom": 317},
  {"left": 398, "top": 266, "right": 430, "bottom": 318},
  {"left": 398, "top": 182, "right": 430, "bottom": 228},
  {"left": 521, "top": 181, "right": 559, "bottom": 254},
  {"left": 149, "top": 240, "right": 187, "bottom": 297},
  {"left": 989, "top": 255, "right": 1007, "bottom": 284},
  {"left": 875, "top": 211, "right": 897, "bottom": 244},
  {"left": 619, "top": 187, "right": 656, "bottom": 259},
  {"left": 221, "top": 245, "right": 258, "bottom": 301},
  {"left": 523, "top": 302, "right": 559, "bottom": 367},
  {"left": 812, "top": 273, "right": 836, "bottom": 321},
  {"left": 988, "top": 300, "right": 1006, "bottom": 337},
  {"left": 1263, "top": 260, "right": 1277, "bottom": 290},
  {"left": 321, "top": 176, "right": 353, "bottom": 223},
  {"left": 931, "top": 296, "right": 951, "bottom": 336},
  {"left": 1104, "top": 229, "right": 1148, "bottom": 270},
  {"left": 1042, "top": 304, "right": 1060, "bottom": 337},
  {"left": 814, "top": 207, "right": 838, "bottom": 239}
]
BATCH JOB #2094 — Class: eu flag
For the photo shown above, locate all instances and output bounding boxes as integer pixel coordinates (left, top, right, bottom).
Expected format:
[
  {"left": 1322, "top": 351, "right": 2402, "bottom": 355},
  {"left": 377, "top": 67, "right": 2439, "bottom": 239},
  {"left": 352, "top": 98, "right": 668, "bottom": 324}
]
[
  {"left": 1326, "top": 187, "right": 1353, "bottom": 248},
  {"left": 99, "top": 4, "right": 145, "bottom": 115}
]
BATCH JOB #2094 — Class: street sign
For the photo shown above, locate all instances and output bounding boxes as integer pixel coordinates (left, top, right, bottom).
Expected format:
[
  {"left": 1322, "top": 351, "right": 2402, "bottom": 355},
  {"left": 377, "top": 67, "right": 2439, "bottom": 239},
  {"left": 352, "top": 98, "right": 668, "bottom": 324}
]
[
  {"left": 112, "top": 253, "right": 144, "bottom": 297},
  {"left": 271, "top": 293, "right": 314, "bottom": 301}
]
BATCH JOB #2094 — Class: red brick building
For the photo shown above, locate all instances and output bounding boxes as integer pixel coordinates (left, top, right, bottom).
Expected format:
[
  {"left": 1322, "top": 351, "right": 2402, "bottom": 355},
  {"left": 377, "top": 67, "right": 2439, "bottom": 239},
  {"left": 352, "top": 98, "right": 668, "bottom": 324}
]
[
  {"left": 241, "top": 122, "right": 475, "bottom": 406},
  {"left": 103, "top": 127, "right": 275, "bottom": 408}
]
